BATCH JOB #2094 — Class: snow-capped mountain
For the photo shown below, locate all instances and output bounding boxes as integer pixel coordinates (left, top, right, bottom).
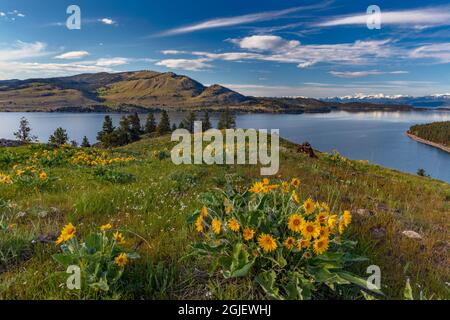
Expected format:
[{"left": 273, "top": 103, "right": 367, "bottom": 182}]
[{"left": 322, "top": 94, "right": 450, "bottom": 108}]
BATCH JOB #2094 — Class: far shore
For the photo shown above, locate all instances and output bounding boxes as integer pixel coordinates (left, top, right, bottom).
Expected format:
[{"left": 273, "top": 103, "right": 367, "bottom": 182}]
[{"left": 406, "top": 132, "right": 450, "bottom": 153}]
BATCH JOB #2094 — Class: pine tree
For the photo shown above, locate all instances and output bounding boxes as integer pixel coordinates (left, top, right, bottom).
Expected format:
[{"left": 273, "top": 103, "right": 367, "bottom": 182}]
[
  {"left": 171, "top": 123, "right": 178, "bottom": 132},
  {"left": 128, "top": 112, "right": 142, "bottom": 142},
  {"left": 181, "top": 111, "right": 197, "bottom": 133},
  {"left": 97, "top": 115, "right": 116, "bottom": 147},
  {"left": 81, "top": 136, "right": 91, "bottom": 148},
  {"left": 218, "top": 107, "right": 236, "bottom": 130},
  {"left": 202, "top": 111, "right": 212, "bottom": 131},
  {"left": 116, "top": 115, "right": 131, "bottom": 145},
  {"left": 156, "top": 110, "right": 171, "bottom": 135},
  {"left": 144, "top": 113, "right": 157, "bottom": 134},
  {"left": 48, "top": 127, "right": 69, "bottom": 146},
  {"left": 14, "top": 117, "right": 37, "bottom": 143}
]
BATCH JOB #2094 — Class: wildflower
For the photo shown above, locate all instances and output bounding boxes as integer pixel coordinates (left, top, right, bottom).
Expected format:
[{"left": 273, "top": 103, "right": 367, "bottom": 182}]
[
  {"left": 225, "top": 204, "right": 232, "bottom": 214},
  {"left": 195, "top": 215, "right": 204, "bottom": 233},
  {"left": 0, "top": 173, "right": 12, "bottom": 184},
  {"left": 283, "top": 237, "right": 296, "bottom": 250},
  {"left": 201, "top": 206, "right": 208, "bottom": 217},
  {"left": 303, "top": 198, "right": 315, "bottom": 215},
  {"left": 16, "top": 169, "right": 25, "bottom": 176},
  {"left": 55, "top": 223, "right": 76, "bottom": 245},
  {"left": 343, "top": 210, "right": 352, "bottom": 227},
  {"left": 313, "top": 237, "right": 329, "bottom": 255},
  {"left": 301, "top": 222, "right": 320, "bottom": 239},
  {"left": 316, "top": 212, "right": 328, "bottom": 225},
  {"left": 258, "top": 234, "right": 278, "bottom": 253},
  {"left": 262, "top": 178, "right": 270, "bottom": 185},
  {"left": 320, "top": 202, "right": 330, "bottom": 214},
  {"left": 281, "top": 181, "right": 289, "bottom": 193},
  {"left": 243, "top": 227, "right": 255, "bottom": 241},
  {"left": 319, "top": 226, "right": 330, "bottom": 239},
  {"left": 291, "top": 191, "right": 300, "bottom": 204},
  {"left": 115, "top": 253, "right": 128, "bottom": 267},
  {"left": 113, "top": 231, "right": 126, "bottom": 244},
  {"left": 327, "top": 214, "right": 338, "bottom": 229},
  {"left": 288, "top": 214, "right": 304, "bottom": 233},
  {"left": 298, "top": 238, "right": 311, "bottom": 249},
  {"left": 100, "top": 223, "right": 112, "bottom": 231},
  {"left": 39, "top": 171, "right": 48, "bottom": 181},
  {"left": 212, "top": 218, "right": 221, "bottom": 235},
  {"left": 249, "top": 181, "right": 264, "bottom": 193},
  {"left": 228, "top": 218, "right": 240, "bottom": 232},
  {"left": 291, "top": 178, "right": 301, "bottom": 188},
  {"left": 338, "top": 220, "right": 346, "bottom": 235}
]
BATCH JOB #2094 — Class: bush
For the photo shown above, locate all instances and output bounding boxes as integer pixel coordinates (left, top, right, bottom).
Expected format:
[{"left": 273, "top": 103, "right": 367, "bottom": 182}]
[
  {"left": 94, "top": 167, "right": 135, "bottom": 184},
  {"left": 189, "top": 178, "right": 381, "bottom": 299}
]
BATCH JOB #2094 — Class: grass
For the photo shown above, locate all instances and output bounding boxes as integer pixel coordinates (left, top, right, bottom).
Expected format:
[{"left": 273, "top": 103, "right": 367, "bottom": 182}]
[{"left": 0, "top": 136, "right": 449, "bottom": 300}]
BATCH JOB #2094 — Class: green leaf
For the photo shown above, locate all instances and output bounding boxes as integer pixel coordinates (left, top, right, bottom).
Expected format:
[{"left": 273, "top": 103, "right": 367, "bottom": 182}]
[
  {"left": 85, "top": 233, "right": 102, "bottom": 252},
  {"left": 337, "top": 271, "right": 384, "bottom": 296},
  {"left": 52, "top": 253, "right": 73, "bottom": 266},
  {"left": 404, "top": 278, "right": 413, "bottom": 300},
  {"left": 230, "top": 260, "right": 254, "bottom": 278},
  {"left": 255, "top": 271, "right": 283, "bottom": 300}
]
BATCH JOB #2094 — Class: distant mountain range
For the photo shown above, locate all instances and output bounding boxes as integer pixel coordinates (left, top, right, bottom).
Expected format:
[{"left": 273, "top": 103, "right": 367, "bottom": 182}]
[
  {"left": 0, "top": 70, "right": 415, "bottom": 113},
  {"left": 322, "top": 94, "right": 450, "bottom": 109}
]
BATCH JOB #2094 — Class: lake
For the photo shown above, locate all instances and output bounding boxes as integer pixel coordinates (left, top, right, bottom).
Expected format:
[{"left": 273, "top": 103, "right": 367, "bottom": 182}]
[{"left": 1, "top": 111, "right": 449, "bottom": 183}]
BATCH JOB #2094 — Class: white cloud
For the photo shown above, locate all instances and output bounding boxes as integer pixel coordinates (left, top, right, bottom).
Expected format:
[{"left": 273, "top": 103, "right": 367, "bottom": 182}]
[
  {"left": 316, "top": 6, "right": 450, "bottom": 28},
  {"left": 410, "top": 43, "right": 450, "bottom": 63},
  {"left": 330, "top": 70, "right": 409, "bottom": 78},
  {"left": 0, "top": 41, "right": 47, "bottom": 61},
  {"left": 95, "top": 57, "right": 130, "bottom": 67},
  {"left": 156, "top": 58, "right": 212, "bottom": 71},
  {"left": 157, "top": 2, "right": 331, "bottom": 36},
  {"left": 230, "top": 35, "right": 300, "bottom": 51},
  {"left": 54, "top": 51, "right": 90, "bottom": 60},
  {"left": 0, "top": 12, "right": 5, "bottom": 17},
  {"left": 99, "top": 18, "right": 116, "bottom": 25}
]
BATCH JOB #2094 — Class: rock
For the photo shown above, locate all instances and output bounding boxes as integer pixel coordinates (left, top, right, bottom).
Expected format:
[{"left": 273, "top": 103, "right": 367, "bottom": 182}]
[
  {"left": 402, "top": 230, "right": 422, "bottom": 240},
  {"left": 50, "top": 207, "right": 60, "bottom": 214},
  {"left": 17, "top": 211, "right": 27, "bottom": 218},
  {"left": 354, "top": 208, "right": 374, "bottom": 218},
  {"left": 297, "top": 142, "right": 318, "bottom": 158}
]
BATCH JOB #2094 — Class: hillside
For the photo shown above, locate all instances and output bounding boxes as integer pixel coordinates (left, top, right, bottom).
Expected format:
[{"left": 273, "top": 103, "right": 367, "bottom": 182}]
[
  {"left": 0, "top": 71, "right": 413, "bottom": 112},
  {"left": 0, "top": 136, "right": 448, "bottom": 299}
]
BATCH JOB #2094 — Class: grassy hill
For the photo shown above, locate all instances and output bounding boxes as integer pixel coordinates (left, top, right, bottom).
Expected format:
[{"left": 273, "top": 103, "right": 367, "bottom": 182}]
[
  {"left": 0, "top": 136, "right": 448, "bottom": 299},
  {"left": 0, "top": 71, "right": 413, "bottom": 112}
]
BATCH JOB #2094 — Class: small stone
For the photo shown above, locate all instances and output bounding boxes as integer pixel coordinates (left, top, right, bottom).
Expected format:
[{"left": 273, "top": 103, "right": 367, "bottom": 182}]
[
  {"left": 354, "top": 208, "right": 373, "bottom": 217},
  {"left": 50, "top": 207, "right": 60, "bottom": 214},
  {"left": 402, "top": 230, "right": 422, "bottom": 240},
  {"left": 17, "top": 211, "right": 27, "bottom": 218},
  {"left": 37, "top": 211, "right": 48, "bottom": 218}
]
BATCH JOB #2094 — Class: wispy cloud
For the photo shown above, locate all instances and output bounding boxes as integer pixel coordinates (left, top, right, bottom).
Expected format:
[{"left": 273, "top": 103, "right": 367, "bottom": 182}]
[
  {"left": 99, "top": 18, "right": 116, "bottom": 25},
  {"left": 410, "top": 43, "right": 450, "bottom": 63},
  {"left": 54, "top": 51, "right": 90, "bottom": 60},
  {"left": 0, "top": 41, "right": 48, "bottom": 61},
  {"left": 330, "top": 70, "right": 408, "bottom": 78},
  {"left": 156, "top": 2, "right": 332, "bottom": 36},
  {"left": 316, "top": 5, "right": 450, "bottom": 28}
]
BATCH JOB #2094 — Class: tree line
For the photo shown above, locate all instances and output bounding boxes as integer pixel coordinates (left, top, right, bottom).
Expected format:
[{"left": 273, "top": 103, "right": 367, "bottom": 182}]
[
  {"left": 12, "top": 107, "right": 237, "bottom": 148},
  {"left": 408, "top": 121, "right": 450, "bottom": 147}
]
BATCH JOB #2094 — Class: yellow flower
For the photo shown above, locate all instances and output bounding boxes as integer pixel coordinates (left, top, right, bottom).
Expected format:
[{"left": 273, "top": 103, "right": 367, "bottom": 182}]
[
  {"left": 16, "top": 169, "right": 25, "bottom": 176},
  {"left": 291, "top": 191, "right": 300, "bottom": 204},
  {"left": 338, "top": 220, "right": 346, "bottom": 235},
  {"left": 212, "top": 218, "right": 221, "bottom": 235},
  {"left": 262, "top": 178, "right": 270, "bottom": 185},
  {"left": 115, "top": 253, "right": 128, "bottom": 267},
  {"left": 243, "top": 227, "right": 255, "bottom": 241},
  {"left": 288, "top": 214, "right": 304, "bottom": 233},
  {"left": 100, "top": 223, "right": 112, "bottom": 231},
  {"left": 228, "top": 218, "right": 240, "bottom": 232},
  {"left": 249, "top": 181, "right": 264, "bottom": 193},
  {"left": 319, "top": 226, "right": 330, "bottom": 239},
  {"left": 225, "top": 204, "right": 232, "bottom": 214},
  {"left": 113, "top": 231, "right": 126, "bottom": 244},
  {"left": 281, "top": 181, "right": 289, "bottom": 193},
  {"left": 283, "top": 237, "right": 296, "bottom": 250},
  {"left": 343, "top": 210, "right": 352, "bottom": 227},
  {"left": 316, "top": 211, "right": 328, "bottom": 225},
  {"left": 298, "top": 238, "right": 311, "bottom": 250},
  {"left": 201, "top": 206, "right": 208, "bottom": 217},
  {"left": 55, "top": 223, "right": 76, "bottom": 245},
  {"left": 320, "top": 202, "right": 330, "bottom": 214},
  {"left": 39, "top": 171, "right": 48, "bottom": 181},
  {"left": 195, "top": 215, "right": 204, "bottom": 233},
  {"left": 291, "top": 178, "right": 301, "bottom": 188},
  {"left": 301, "top": 222, "right": 320, "bottom": 239},
  {"left": 313, "top": 237, "right": 329, "bottom": 255},
  {"left": 258, "top": 234, "right": 278, "bottom": 253},
  {"left": 303, "top": 198, "right": 315, "bottom": 215},
  {"left": 327, "top": 214, "right": 338, "bottom": 229}
]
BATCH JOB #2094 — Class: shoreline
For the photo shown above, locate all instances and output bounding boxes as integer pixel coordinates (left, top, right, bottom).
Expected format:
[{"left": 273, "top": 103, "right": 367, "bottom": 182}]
[{"left": 406, "top": 132, "right": 450, "bottom": 153}]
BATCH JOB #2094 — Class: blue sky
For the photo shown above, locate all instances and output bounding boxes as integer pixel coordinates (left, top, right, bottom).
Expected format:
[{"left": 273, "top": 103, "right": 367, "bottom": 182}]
[{"left": 1, "top": 0, "right": 450, "bottom": 97}]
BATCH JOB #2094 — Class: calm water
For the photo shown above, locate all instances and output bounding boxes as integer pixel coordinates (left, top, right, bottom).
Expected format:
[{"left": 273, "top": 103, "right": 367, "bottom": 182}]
[{"left": 0, "top": 111, "right": 449, "bottom": 183}]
